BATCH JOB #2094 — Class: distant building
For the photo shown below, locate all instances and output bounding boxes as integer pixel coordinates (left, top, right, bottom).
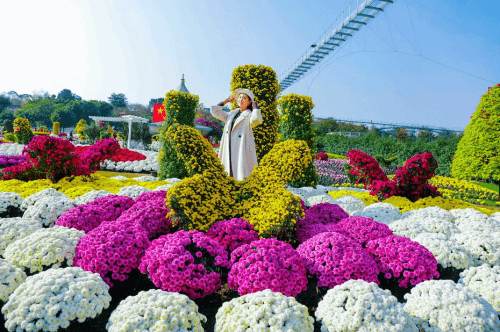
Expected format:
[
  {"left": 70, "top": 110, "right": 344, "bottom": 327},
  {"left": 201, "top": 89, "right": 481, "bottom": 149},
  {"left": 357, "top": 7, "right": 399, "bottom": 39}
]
[{"left": 177, "top": 74, "right": 189, "bottom": 93}]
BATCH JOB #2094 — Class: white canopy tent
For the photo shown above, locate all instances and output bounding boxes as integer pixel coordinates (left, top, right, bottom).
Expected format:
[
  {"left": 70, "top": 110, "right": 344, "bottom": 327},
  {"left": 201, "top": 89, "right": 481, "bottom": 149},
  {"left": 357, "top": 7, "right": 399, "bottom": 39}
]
[{"left": 89, "top": 115, "right": 149, "bottom": 149}]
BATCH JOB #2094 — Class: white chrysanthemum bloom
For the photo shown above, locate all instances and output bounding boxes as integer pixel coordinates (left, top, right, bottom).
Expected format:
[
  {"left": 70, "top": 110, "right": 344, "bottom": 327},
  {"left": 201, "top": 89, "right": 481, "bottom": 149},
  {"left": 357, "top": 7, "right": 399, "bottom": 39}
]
[
  {"left": 334, "top": 195, "right": 366, "bottom": 215},
  {"left": 110, "top": 175, "right": 129, "bottom": 180},
  {"left": 403, "top": 279, "right": 500, "bottom": 331},
  {"left": 3, "top": 226, "right": 85, "bottom": 274},
  {"left": 1, "top": 267, "right": 111, "bottom": 331},
  {"left": 0, "top": 143, "right": 25, "bottom": 156},
  {"left": 490, "top": 212, "right": 500, "bottom": 223},
  {"left": 0, "top": 192, "right": 24, "bottom": 214},
  {"left": 153, "top": 184, "right": 173, "bottom": 192},
  {"left": 22, "top": 195, "right": 77, "bottom": 227},
  {"left": 401, "top": 206, "right": 455, "bottom": 223},
  {"left": 306, "top": 194, "right": 339, "bottom": 207},
  {"left": 351, "top": 203, "right": 401, "bottom": 225},
  {"left": 453, "top": 214, "right": 500, "bottom": 234},
  {"left": 163, "top": 178, "right": 182, "bottom": 184},
  {"left": 117, "top": 185, "right": 152, "bottom": 199},
  {"left": 416, "top": 217, "right": 461, "bottom": 238},
  {"left": 215, "top": 289, "right": 314, "bottom": 332},
  {"left": 452, "top": 231, "right": 500, "bottom": 267},
  {"left": 107, "top": 290, "right": 206, "bottom": 332},
  {"left": 20, "top": 188, "right": 69, "bottom": 211},
  {"left": 0, "top": 217, "right": 42, "bottom": 256},
  {"left": 133, "top": 175, "right": 157, "bottom": 182},
  {"left": 74, "top": 190, "right": 113, "bottom": 205},
  {"left": 316, "top": 279, "right": 418, "bottom": 332},
  {"left": 458, "top": 264, "right": 500, "bottom": 314},
  {"left": 389, "top": 219, "right": 427, "bottom": 240},
  {"left": 413, "top": 233, "right": 474, "bottom": 270},
  {"left": 0, "top": 259, "right": 27, "bottom": 302}
]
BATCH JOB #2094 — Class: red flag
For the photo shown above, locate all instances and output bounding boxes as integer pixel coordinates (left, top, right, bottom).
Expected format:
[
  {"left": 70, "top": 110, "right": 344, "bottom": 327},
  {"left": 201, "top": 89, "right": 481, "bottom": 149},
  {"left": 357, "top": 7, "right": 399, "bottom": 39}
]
[{"left": 153, "top": 104, "right": 166, "bottom": 123}]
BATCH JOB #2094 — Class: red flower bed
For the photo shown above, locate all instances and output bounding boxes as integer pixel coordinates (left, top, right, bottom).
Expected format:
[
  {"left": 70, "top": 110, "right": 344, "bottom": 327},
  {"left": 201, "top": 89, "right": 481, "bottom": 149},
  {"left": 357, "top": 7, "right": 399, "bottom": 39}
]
[{"left": 75, "top": 146, "right": 146, "bottom": 163}]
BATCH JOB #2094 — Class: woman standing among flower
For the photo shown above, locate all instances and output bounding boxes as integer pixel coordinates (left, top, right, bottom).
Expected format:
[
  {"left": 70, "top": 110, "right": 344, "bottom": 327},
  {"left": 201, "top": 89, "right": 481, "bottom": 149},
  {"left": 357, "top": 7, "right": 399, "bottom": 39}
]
[{"left": 211, "top": 88, "right": 263, "bottom": 180}]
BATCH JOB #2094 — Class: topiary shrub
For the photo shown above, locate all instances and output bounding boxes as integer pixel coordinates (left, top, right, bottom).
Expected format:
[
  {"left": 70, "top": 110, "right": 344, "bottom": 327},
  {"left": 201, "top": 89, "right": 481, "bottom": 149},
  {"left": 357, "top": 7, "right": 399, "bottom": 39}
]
[
  {"left": 230, "top": 64, "right": 281, "bottom": 161},
  {"left": 278, "top": 93, "right": 319, "bottom": 187},
  {"left": 451, "top": 83, "right": 500, "bottom": 182},
  {"left": 52, "top": 121, "right": 60, "bottom": 135},
  {"left": 13, "top": 118, "right": 34, "bottom": 144},
  {"left": 158, "top": 90, "right": 199, "bottom": 179}
]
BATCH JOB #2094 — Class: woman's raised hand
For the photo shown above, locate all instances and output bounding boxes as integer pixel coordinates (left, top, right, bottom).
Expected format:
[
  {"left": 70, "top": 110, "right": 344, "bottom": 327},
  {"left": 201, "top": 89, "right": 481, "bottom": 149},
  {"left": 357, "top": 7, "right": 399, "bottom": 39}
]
[{"left": 227, "top": 95, "right": 235, "bottom": 103}]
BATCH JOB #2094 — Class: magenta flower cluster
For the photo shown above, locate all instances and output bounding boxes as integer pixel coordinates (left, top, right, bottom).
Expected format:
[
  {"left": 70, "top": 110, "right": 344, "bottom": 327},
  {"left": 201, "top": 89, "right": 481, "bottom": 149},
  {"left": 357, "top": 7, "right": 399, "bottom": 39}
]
[
  {"left": 135, "top": 190, "right": 167, "bottom": 205},
  {"left": 138, "top": 230, "right": 229, "bottom": 299},
  {"left": 228, "top": 238, "right": 308, "bottom": 297},
  {"left": 337, "top": 216, "right": 393, "bottom": 248},
  {"left": 117, "top": 200, "right": 171, "bottom": 239},
  {"left": 296, "top": 232, "right": 380, "bottom": 289},
  {"left": 295, "top": 203, "right": 349, "bottom": 243},
  {"left": 73, "top": 220, "right": 150, "bottom": 287},
  {"left": 56, "top": 195, "right": 135, "bottom": 232},
  {"left": 365, "top": 235, "right": 440, "bottom": 288},
  {"left": 206, "top": 218, "right": 259, "bottom": 253}
]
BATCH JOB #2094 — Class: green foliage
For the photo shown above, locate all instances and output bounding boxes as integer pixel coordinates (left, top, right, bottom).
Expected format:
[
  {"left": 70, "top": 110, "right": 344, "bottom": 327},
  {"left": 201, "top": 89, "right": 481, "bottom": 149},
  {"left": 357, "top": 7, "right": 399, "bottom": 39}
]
[
  {"left": 120, "top": 123, "right": 153, "bottom": 149},
  {"left": 318, "top": 133, "right": 460, "bottom": 177},
  {"left": 4, "top": 133, "right": 18, "bottom": 143},
  {"left": 14, "top": 98, "right": 56, "bottom": 127},
  {"left": 50, "top": 104, "right": 76, "bottom": 129},
  {"left": 4, "top": 120, "right": 13, "bottom": 133},
  {"left": 108, "top": 93, "right": 128, "bottom": 108},
  {"left": 278, "top": 93, "right": 318, "bottom": 187},
  {"left": 82, "top": 122, "right": 102, "bottom": 144},
  {"left": 89, "top": 100, "right": 113, "bottom": 117},
  {"left": 313, "top": 118, "right": 369, "bottom": 136},
  {"left": 0, "top": 95, "right": 11, "bottom": 111},
  {"left": 158, "top": 90, "right": 199, "bottom": 179},
  {"left": 451, "top": 84, "right": 500, "bottom": 181},
  {"left": 0, "top": 110, "right": 15, "bottom": 126},
  {"left": 230, "top": 65, "right": 281, "bottom": 161},
  {"left": 56, "top": 89, "right": 81, "bottom": 103}
]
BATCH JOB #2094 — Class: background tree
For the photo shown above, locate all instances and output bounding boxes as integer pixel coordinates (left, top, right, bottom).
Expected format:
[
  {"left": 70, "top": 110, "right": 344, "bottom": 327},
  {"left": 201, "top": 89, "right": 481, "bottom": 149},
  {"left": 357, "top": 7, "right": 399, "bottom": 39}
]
[
  {"left": 108, "top": 93, "right": 128, "bottom": 108},
  {"left": 56, "top": 89, "right": 82, "bottom": 103},
  {"left": 148, "top": 98, "right": 164, "bottom": 109},
  {"left": 417, "top": 130, "right": 431, "bottom": 141},
  {"left": 14, "top": 99, "right": 55, "bottom": 127},
  {"left": 80, "top": 102, "right": 100, "bottom": 123},
  {"left": 0, "top": 94, "right": 12, "bottom": 111},
  {"left": 50, "top": 105, "right": 76, "bottom": 130},
  {"left": 29, "top": 89, "right": 51, "bottom": 101},
  {"left": 4, "top": 120, "right": 13, "bottom": 133},
  {"left": 89, "top": 100, "right": 113, "bottom": 117},
  {"left": 0, "top": 110, "right": 15, "bottom": 127}
]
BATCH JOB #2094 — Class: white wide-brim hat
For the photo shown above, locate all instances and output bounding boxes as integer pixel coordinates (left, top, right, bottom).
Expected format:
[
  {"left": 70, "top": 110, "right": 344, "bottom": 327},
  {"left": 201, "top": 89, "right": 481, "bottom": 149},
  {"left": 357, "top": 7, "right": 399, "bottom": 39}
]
[{"left": 233, "top": 88, "right": 255, "bottom": 103}]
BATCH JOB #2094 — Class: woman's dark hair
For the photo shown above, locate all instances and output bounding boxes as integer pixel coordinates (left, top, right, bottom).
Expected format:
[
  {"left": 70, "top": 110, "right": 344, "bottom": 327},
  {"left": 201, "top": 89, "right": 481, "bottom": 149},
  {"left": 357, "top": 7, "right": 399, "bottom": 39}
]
[{"left": 241, "top": 94, "right": 256, "bottom": 110}]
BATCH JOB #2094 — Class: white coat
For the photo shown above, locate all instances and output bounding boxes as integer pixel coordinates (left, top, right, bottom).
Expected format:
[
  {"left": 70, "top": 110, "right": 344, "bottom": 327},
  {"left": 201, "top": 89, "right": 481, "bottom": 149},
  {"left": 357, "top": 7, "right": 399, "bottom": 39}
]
[{"left": 210, "top": 105, "right": 263, "bottom": 181}]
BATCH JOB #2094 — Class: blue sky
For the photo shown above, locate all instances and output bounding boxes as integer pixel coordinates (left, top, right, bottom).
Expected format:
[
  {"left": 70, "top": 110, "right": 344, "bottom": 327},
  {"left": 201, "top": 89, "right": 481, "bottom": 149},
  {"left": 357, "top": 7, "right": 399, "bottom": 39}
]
[{"left": 2, "top": 0, "right": 499, "bottom": 131}]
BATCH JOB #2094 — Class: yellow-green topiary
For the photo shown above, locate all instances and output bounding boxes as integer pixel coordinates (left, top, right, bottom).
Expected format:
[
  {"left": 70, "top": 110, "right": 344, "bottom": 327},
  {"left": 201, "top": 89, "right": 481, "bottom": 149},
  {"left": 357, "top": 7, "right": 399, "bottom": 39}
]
[
  {"left": 278, "top": 93, "right": 318, "bottom": 187},
  {"left": 230, "top": 65, "right": 281, "bottom": 161},
  {"left": 327, "top": 153, "right": 348, "bottom": 160},
  {"left": 451, "top": 84, "right": 500, "bottom": 181},
  {"left": 158, "top": 90, "right": 200, "bottom": 180},
  {"left": 13, "top": 118, "right": 34, "bottom": 144},
  {"left": 53, "top": 122, "right": 60, "bottom": 135}
]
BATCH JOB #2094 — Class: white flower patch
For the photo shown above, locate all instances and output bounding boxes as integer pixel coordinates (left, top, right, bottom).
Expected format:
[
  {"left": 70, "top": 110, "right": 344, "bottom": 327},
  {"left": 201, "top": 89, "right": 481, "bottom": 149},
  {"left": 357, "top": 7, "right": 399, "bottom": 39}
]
[
  {"left": 316, "top": 279, "right": 418, "bottom": 332},
  {"left": 22, "top": 196, "right": 77, "bottom": 227},
  {"left": 1, "top": 267, "right": 111, "bottom": 331},
  {"left": 306, "top": 194, "right": 339, "bottom": 207},
  {"left": 454, "top": 214, "right": 500, "bottom": 234},
  {"left": 334, "top": 195, "right": 366, "bottom": 215},
  {"left": 107, "top": 290, "right": 206, "bottom": 332},
  {"left": 0, "top": 217, "right": 42, "bottom": 256},
  {"left": 164, "top": 178, "right": 182, "bottom": 184},
  {"left": 103, "top": 149, "right": 159, "bottom": 173},
  {"left": 0, "top": 259, "right": 27, "bottom": 302},
  {"left": 452, "top": 231, "right": 500, "bottom": 267},
  {"left": 20, "top": 188, "right": 69, "bottom": 211},
  {"left": 0, "top": 192, "right": 23, "bottom": 214},
  {"left": 459, "top": 264, "right": 500, "bottom": 314},
  {"left": 110, "top": 175, "right": 129, "bottom": 180},
  {"left": 74, "top": 190, "right": 113, "bottom": 205},
  {"left": 401, "top": 206, "right": 455, "bottom": 223},
  {"left": 450, "top": 208, "right": 488, "bottom": 222},
  {"left": 413, "top": 233, "right": 474, "bottom": 270},
  {"left": 490, "top": 212, "right": 500, "bottom": 223},
  {"left": 117, "top": 185, "right": 152, "bottom": 200},
  {"left": 0, "top": 143, "right": 25, "bottom": 156},
  {"left": 215, "top": 289, "right": 314, "bottom": 332},
  {"left": 389, "top": 219, "right": 427, "bottom": 240},
  {"left": 133, "top": 175, "right": 158, "bottom": 182},
  {"left": 153, "top": 184, "right": 173, "bottom": 192},
  {"left": 351, "top": 203, "right": 401, "bottom": 225},
  {"left": 416, "top": 217, "right": 461, "bottom": 238},
  {"left": 3, "top": 226, "right": 85, "bottom": 274},
  {"left": 403, "top": 280, "right": 500, "bottom": 331}
]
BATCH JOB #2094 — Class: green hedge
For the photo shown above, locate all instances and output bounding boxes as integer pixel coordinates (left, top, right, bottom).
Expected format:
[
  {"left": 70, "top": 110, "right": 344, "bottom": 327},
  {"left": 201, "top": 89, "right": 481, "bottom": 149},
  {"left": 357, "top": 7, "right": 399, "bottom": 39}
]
[{"left": 317, "top": 134, "right": 460, "bottom": 177}]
